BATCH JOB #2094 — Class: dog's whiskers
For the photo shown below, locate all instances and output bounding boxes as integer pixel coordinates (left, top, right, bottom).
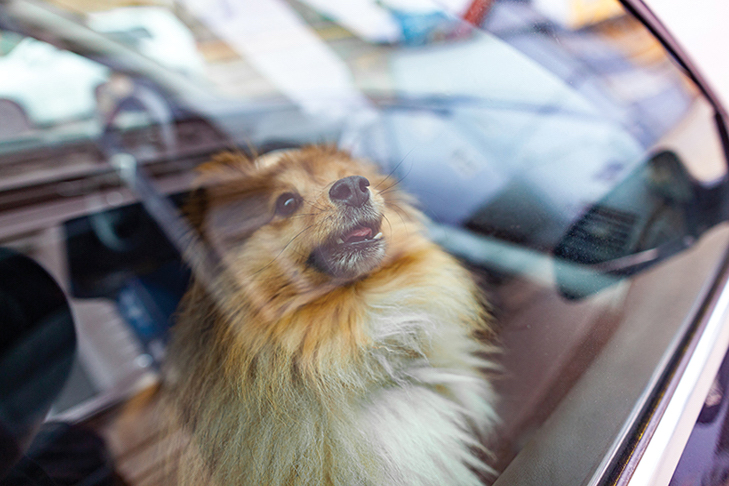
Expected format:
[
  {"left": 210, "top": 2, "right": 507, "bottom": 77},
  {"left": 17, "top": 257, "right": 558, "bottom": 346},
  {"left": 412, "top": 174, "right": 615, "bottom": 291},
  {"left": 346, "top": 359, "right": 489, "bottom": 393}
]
[
  {"left": 388, "top": 203, "right": 410, "bottom": 225},
  {"left": 377, "top": 161, "right": 415, "bottom": 198},
  {"left": 374, "top": 149, "right": 414, "bottom": 191},
  {"left": 382, "top": 214, "right": 394, "bottom": 239},
  {"left": 251, "top": 223, "right": 316, "bottom": 276},
  {"left": 288, "top": 212, "right": 323, "bottom": 220},
  {"left": 303, "top": 199, "right": 329, "bottom": 212},
  {"left": 388, "top": 203, "right": 414, "bottom": 238}
]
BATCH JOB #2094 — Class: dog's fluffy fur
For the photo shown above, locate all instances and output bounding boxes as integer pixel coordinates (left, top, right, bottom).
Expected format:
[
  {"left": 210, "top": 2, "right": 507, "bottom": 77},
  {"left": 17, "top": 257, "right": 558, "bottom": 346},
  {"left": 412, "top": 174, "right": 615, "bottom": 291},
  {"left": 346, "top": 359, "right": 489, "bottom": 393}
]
[{"left": 166, "top": 146, "right": 497, "bottom": 485}]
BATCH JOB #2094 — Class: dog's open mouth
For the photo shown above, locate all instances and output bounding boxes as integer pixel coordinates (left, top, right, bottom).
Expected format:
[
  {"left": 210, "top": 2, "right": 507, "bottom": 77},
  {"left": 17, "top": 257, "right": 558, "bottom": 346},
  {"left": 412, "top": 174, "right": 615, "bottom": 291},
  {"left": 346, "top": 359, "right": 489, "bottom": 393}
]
[
  {"left": 334, "top": 222, "right": 383, "bottom": 247},
  {"left": 308, "top": 217, "right": 386, "bottom": 280}
]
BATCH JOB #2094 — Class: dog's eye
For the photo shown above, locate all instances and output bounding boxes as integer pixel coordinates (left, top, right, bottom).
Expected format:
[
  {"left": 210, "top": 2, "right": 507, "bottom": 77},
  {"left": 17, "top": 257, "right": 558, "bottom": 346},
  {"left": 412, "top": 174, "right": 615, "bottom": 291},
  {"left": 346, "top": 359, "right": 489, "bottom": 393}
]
[{"left": 275, "top": 192, "right": 301, "bottom": 216}]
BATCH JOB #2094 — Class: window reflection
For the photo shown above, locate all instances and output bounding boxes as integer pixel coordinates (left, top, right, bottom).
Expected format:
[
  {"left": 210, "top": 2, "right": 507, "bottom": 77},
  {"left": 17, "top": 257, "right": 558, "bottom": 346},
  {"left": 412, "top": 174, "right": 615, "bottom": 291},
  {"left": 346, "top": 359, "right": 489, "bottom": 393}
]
[{"left": 0, "top": 0, "right": 726, "bottom": 484}]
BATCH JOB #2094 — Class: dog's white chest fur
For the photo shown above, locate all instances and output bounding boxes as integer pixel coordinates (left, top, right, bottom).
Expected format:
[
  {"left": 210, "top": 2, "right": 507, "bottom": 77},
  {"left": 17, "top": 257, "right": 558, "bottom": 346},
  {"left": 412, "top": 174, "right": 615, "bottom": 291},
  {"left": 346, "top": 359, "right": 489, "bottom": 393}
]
[{"left": 343, "top": 293, "right": 497, "bottom": 485}]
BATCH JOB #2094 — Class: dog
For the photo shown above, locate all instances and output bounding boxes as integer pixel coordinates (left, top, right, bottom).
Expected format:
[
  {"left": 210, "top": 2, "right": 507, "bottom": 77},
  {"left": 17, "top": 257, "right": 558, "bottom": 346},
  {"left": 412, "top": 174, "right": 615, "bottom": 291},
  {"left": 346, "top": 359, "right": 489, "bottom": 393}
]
[{"left": 165, "top": 145, "right": 497, "bottom": 485}]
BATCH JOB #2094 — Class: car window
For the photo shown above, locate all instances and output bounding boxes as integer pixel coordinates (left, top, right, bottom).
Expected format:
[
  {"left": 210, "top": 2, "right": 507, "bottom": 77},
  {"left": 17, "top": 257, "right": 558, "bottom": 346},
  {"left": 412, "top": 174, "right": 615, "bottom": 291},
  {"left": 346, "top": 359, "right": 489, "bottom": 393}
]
[{"left": 0, "top": 0, "right": 727, "bottom": 484}]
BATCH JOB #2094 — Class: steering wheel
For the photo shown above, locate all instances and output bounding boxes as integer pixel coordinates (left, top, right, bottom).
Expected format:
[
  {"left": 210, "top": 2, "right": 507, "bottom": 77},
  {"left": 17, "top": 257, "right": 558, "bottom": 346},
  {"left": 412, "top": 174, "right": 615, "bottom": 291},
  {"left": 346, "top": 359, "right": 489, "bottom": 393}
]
[
  {"left": 93, "top": 80, "right": 178, "bottom": 253},
  {"left": 99, "top": 80, "right": 178, "bottom": 159}
]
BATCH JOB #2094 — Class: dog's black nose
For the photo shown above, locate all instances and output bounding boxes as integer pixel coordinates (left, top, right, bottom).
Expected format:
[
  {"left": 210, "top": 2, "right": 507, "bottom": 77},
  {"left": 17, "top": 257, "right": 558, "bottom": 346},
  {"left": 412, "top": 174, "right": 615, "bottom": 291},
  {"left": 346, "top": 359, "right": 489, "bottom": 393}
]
[{"left": 329, "top": 176, "right": 370, "bottom": 208}]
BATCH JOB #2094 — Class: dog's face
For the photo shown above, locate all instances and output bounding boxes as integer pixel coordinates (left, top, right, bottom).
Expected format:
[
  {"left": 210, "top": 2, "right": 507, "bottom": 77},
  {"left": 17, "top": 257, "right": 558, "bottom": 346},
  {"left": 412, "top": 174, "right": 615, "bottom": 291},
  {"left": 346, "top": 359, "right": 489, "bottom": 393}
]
[{"left": 190, "top": 147, "right": 420, "bottom": 289}]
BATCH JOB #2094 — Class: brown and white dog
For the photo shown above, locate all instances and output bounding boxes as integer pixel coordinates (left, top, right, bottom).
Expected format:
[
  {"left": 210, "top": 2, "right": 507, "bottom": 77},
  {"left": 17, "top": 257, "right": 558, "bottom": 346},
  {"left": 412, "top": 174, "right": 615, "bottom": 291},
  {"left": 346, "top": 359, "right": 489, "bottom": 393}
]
[{"left": 166, "top": 146, "right": 497, "bottom": 485}]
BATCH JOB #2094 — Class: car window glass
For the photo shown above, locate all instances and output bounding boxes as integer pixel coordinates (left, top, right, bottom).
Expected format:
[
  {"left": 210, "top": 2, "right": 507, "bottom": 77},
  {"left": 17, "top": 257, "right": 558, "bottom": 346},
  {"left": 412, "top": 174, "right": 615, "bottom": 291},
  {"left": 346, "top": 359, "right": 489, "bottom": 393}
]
[{"left": 0, "top": 0, "right": 727, "bottom": 484}]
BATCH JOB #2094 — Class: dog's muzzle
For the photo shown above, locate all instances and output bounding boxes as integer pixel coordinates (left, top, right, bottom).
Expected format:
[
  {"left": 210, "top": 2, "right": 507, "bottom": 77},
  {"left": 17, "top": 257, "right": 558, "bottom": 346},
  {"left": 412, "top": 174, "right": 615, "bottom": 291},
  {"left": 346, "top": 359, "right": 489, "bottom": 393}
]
[{"left": 308, "top": 176, "right": 385, "bottom": 280}]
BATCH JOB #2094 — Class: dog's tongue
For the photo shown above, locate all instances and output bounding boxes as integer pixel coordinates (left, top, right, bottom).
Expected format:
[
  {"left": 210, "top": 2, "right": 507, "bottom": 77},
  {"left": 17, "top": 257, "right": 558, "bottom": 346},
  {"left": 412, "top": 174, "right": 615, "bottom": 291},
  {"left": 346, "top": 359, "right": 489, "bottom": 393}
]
[{"left": 343, "top": 226, "right": 372, "bottom": 243}]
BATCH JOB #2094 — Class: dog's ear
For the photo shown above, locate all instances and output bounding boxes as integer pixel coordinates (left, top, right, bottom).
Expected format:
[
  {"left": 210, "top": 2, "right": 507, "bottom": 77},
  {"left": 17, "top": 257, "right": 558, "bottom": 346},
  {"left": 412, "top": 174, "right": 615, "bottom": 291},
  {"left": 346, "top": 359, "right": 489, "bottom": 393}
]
[
  {"left": 196, "top": 151, "right": 255, "bottom": 178},
  {"left": 184, "top": 152, "right": 256, "bottom": 237},
  {"left": 183, "top": 185, "right": 272, "bottom": 258},
  {"left": 205, "top": 193, "right": 272, "bottom": 254}
]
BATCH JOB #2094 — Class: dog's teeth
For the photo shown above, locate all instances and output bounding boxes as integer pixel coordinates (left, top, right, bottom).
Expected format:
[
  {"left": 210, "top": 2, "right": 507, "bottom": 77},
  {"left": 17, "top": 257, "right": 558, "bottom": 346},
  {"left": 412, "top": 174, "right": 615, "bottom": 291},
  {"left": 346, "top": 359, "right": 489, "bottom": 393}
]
[
  {"left": 336, "top": 238, "right": 345, "bottom": 244},
  {"left": 373, "top": 232, "right": 383, "bottom": 240}
]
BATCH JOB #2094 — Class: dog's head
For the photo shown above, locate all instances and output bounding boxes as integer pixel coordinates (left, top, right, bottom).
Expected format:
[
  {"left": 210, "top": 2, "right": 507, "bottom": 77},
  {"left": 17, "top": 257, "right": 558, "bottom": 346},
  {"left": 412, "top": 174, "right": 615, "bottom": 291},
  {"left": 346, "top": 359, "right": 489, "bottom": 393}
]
[{"left": 187, "top": 146, "right": 423, "bottom": 292}]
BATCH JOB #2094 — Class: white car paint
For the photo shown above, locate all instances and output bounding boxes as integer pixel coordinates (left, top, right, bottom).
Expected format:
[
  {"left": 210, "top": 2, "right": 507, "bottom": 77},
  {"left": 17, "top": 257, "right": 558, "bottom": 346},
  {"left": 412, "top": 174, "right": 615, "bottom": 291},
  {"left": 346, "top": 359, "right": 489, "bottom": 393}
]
[
  {"left": 87, "top": 7, "right": 205, "bottom": 77},
  {"left": 0, "top": 6, "right": 205, "bottom": 129},
  {"left": 0, "top": 37, "right": 108, "bottom": 126}
]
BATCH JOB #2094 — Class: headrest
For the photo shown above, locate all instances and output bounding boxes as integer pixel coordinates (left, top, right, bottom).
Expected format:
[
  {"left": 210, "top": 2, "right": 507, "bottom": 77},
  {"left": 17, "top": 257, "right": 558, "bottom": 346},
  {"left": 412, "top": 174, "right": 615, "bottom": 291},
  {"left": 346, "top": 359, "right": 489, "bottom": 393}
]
[{"left": 0, "top": 248, "right": 76, "bottom": 478}]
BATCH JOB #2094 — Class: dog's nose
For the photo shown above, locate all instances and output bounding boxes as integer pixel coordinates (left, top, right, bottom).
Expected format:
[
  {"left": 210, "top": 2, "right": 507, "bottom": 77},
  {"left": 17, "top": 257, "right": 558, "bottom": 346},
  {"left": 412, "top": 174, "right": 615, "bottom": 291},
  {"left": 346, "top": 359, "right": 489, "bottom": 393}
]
[{"left": 329, "top": 176, "right": 370, "bottom": 208}]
